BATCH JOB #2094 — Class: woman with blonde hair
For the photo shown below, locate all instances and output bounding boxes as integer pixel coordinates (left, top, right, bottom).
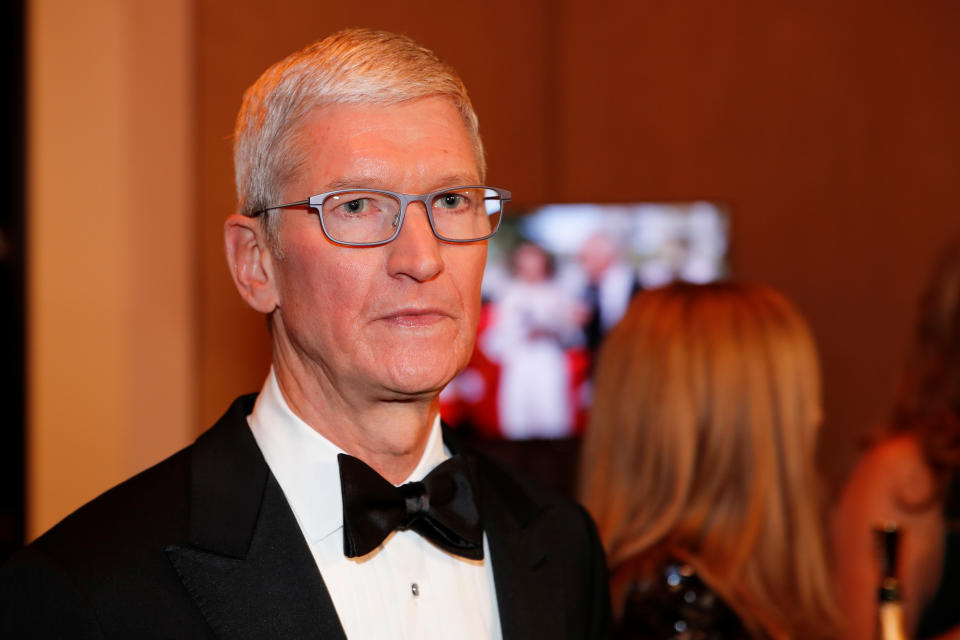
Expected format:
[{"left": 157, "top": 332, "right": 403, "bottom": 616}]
[{"left": 579, "top": 282, "right": 841, "bottom": 639}]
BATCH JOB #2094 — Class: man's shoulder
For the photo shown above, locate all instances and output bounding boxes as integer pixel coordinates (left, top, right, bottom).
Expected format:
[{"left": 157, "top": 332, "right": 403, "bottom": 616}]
[
  {"left": 29, "top": 445, "right": 193, "bottom": 561},
  {"left": 461, "top": 440, "right": 612, "bottom": 637},
  {"left": 14, "top": 394, "right": 260, "bottom": 571},
  {"left": 0, "top": 444, "right": 197, "bottom": 638},
  {"left": 462, "top": 440, "right": 600, "bottom": 549},
  {"left": 0, "top": 395, "right": 261, "bottom": 637},
  {"left": 472, "top": 447, "right": 573, "bottom": 510}
]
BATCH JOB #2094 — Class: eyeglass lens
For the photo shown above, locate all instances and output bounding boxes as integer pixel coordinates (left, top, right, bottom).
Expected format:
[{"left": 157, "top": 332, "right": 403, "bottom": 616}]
[{"left": 320, "top": 187, "right": 503, "bottom": 244}]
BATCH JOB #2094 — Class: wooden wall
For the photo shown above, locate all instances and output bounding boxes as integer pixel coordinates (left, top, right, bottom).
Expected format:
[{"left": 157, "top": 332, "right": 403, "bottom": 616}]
[{"left": 28, "top": 0, "right": 196, "bottom": 536}]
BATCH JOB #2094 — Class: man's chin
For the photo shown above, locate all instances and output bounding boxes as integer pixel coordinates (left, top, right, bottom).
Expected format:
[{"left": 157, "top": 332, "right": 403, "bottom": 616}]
[
  {"left": 376, "top": 366, "right": 459, "bottom": 403},
  {"left": 373, "top": 347, "right": 466, "bottom": 396},
  {"left": 379, "top": 378, "right": 450, "bottom": 402}
]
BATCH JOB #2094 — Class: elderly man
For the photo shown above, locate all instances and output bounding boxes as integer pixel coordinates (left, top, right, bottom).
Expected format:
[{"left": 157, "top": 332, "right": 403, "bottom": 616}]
[{"left": 1, "top": 29, "right": 609, "bottom": 638}]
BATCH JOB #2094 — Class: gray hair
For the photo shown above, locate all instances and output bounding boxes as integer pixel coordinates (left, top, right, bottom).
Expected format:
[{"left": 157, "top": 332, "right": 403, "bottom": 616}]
[{"left": 233, "top": 28, "right": 486, "bottom": 251}]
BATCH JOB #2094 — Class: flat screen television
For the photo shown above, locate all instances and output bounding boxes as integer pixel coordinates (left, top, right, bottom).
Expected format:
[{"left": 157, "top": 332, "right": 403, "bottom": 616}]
[{"left": 440, "top": 201, "right": 730, "bottom": 441}]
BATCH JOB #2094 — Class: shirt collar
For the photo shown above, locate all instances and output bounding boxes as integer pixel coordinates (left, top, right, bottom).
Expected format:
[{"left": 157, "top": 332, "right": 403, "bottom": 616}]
[{"left": 247, "top": 368, "right": 448, "bottom": 544}]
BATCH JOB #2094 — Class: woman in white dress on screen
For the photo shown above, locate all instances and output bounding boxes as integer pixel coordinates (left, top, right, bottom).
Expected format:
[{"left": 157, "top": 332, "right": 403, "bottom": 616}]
[{"left": 483, "top": 241, "right": 581, "bottom": 439}]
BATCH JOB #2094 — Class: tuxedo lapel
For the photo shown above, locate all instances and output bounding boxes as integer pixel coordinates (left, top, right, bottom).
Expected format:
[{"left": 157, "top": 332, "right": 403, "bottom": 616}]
[
  {"left": 442, "top": 427, "right": 568, "bottom": 640},
  {"left": 477, "top": 459, "right": 567, "bottom": 640},
  {"left": 166, "top": 396, "right": 347, "bottom": 640}
]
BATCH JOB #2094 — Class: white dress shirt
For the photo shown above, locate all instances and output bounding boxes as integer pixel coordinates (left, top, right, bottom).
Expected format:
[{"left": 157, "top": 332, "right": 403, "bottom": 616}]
[{"left": 247, "top": 369, "right": 502, "bottom": 639}]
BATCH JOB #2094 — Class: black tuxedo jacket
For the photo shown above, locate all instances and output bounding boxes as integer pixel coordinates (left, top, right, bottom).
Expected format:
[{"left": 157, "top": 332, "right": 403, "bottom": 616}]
[{"left": 1, "top": 395, "right": 610, "bottom": 638}]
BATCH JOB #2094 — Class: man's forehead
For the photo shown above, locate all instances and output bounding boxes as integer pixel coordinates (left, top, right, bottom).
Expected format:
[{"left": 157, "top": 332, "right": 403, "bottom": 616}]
[
  {"left": 291, "top": 98, "right": 480, "bottom": 192},
  {"left": 299, "top": 97, "right": 463, "bottom": 135}
]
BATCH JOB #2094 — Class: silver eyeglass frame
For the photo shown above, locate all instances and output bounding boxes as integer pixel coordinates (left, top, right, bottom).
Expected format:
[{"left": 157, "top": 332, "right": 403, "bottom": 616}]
[{"left": 248, "top": 185, "right": 511, "bottom": 247}]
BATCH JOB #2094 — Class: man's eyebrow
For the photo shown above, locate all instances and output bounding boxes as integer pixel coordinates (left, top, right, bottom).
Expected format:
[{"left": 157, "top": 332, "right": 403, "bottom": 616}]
[
  {"left": 322, "top": 177, "right": 376, "bottom": 191},
  {"left": 429, "top": 174, "right": 482, "bottom": 190}
]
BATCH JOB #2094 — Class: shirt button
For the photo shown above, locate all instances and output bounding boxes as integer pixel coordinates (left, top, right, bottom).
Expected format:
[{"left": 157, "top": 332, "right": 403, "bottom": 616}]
[{"left": 411, "top": 582, "right": 420, "bottom": 597}]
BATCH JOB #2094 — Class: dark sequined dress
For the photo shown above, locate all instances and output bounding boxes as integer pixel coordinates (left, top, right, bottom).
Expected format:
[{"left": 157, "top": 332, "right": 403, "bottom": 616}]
[{"left": 615, "top": 562, "right": 755, "bottom": 640}]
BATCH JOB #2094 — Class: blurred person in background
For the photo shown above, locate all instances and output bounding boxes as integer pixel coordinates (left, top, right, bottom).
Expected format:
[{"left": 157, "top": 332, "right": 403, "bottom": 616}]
[
  {"left": 833, "top": 241, "right": 960, "bottom": 640},
  {"left": 577, "top": 231, "right": 641, "bottom": 355},
  {"left": 483, "top": 240, "right": 581, "bottom": 438},
  {"left": 579, "top": 282, "right": 842, "bottom": 639}
]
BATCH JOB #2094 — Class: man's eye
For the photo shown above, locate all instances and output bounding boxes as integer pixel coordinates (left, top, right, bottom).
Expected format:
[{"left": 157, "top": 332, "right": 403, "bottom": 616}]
[
  {"left": 436, "top": 193, "right": 466, "bottom": 210},
  {"left": 342, "top": 198, "right": 369, "bottom": 214}
]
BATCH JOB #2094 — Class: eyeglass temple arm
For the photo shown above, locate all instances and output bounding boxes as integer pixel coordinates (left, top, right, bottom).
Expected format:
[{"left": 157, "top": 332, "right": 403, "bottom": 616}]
[{"left": 247, "top": 199, "right": 311, "bottom": 217}]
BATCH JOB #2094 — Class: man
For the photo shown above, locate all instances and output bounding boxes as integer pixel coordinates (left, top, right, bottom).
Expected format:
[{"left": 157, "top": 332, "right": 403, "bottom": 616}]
[
  {"left": 577, "top": 231, "right": 641, "bottom": 356},
  {"left": 1, "top": 29, "right": 610, "bottom": 638}
]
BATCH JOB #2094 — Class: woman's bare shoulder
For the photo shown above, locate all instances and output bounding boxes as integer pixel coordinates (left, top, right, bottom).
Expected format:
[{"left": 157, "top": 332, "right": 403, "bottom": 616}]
[{"left": 838, "top": 432, "right": 938, "bottom": 519}]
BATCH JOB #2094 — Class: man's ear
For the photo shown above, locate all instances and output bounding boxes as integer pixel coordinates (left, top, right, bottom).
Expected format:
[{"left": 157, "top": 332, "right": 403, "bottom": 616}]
[{"left": 224, "top": 214, "right": 279, "bottom": 314}]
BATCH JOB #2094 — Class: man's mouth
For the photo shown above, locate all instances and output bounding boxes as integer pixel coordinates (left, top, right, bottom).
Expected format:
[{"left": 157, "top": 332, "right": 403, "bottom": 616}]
[{"left": 380, "top": 308, "right": 449, "bottom": 328}]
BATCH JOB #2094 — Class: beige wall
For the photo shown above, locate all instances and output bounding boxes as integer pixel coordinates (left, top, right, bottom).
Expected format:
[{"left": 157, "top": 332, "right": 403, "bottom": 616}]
[
  {"left": 27, "top": 0, "right": 196, "bottom": 537},
  {"left": 27, "top": 1, "right": 960, "bottom": 536}
]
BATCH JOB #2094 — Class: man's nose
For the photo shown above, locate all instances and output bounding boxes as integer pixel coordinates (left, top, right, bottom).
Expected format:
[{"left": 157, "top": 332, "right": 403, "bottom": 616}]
[{"left": 385, "top": 201, "right": 444, "bottom": 282}]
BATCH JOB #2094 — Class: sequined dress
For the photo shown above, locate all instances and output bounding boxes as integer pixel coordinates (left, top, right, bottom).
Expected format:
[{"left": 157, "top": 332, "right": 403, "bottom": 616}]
[{"left": 615, "top": 562, "right": 754, "bottom": 640}]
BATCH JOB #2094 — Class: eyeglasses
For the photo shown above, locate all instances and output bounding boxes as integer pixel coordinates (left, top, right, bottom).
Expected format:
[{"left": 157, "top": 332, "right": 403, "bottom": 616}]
[{"left": 249, "top": 185, "right": 510, "bottom": 246}]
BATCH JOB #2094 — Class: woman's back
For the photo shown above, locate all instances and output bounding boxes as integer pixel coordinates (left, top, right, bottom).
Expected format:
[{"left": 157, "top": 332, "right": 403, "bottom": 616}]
[
  {"left": 615, "top": 560, "right": 752, "bottom": 640},
  {"left": 579, "top": 282, "right": 841, "bottom": 639}
]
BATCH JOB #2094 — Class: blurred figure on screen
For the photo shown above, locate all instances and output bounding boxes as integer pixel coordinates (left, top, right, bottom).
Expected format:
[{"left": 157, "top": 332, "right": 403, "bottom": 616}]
[
  {"left": 577, "top": 231, "right": 641, "bottom": 355},
  {"left": 483, "top": 240, "right": 580, "bottom": 438},
  {"left": 579, "top": 282, "right": 842, "bottom": 639},
  {"left": 833, "top": 241, "right": 960, "bottom": 640}
]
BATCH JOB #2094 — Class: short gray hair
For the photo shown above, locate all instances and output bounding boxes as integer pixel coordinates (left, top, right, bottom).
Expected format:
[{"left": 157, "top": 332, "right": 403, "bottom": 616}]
[{"left": 233, "top": 28, "right": 486, "bottom": 250}]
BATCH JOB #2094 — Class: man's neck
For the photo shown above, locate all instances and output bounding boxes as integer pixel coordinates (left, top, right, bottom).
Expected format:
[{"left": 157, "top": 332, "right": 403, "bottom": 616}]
[{"left": 271, "top": 362, "right": 439, "bottom": 485}]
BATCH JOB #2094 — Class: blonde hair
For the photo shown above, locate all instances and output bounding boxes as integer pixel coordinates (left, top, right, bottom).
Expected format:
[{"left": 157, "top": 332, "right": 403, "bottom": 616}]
[
  {"left": 578, "top": 282, "right": 841, "bottom": 638},
  {"left": 233, "top": 28, "right": 485, "bottom": 248}
]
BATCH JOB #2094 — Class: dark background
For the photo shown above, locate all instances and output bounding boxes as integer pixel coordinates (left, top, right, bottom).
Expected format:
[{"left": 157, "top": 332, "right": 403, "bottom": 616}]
[{"left": 1, "top": 0, "right": 25, "bottom": 561}]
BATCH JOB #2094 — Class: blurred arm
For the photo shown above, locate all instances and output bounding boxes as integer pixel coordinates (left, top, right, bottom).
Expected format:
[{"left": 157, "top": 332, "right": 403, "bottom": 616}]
[{"left": 831, "top": 434, "right": 945, "bottom": 639}]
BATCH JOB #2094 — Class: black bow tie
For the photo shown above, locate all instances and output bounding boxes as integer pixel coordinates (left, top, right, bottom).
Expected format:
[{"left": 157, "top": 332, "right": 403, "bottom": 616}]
[{"left": 337, "top": 453, "right": 484, "bottom": 560}]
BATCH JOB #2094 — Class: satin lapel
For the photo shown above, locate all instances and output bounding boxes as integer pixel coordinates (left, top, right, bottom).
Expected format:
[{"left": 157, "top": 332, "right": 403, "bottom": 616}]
[
  {"left": 443, "top": 427, "right": 567, "bottom": 640},
  {"left": 479, "top": 465, "right": 566, "bottom": 640},
  {"left": 165, "top": 396, "right": 346, "bottom": 640}
]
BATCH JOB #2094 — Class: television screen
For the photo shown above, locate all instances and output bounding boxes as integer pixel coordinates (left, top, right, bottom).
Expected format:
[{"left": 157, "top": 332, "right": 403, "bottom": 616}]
[{"left": 440, "top": 201, "right": 730, "bottom": 440}]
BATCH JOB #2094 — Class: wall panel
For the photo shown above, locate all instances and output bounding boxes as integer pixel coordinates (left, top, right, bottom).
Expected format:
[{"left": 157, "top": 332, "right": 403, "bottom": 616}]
[{"left": 28, "top": 0, "right": 196, "bottom": 537}]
